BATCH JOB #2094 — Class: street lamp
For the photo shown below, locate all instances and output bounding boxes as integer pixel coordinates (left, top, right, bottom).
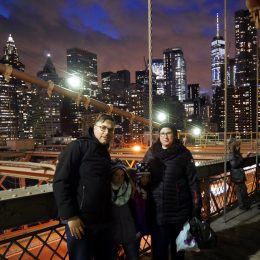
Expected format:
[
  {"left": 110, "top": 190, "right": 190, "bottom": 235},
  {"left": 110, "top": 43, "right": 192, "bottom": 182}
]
[
  {"left": 67, "top": 75, "right": 83, "bottom": 137},
  {"left": 67, "top": 75, "right": 81, "bottom": 90},
  {"left": 192, "top": 127, "right": 202, "bottom": 146},
  {"left": 192, "top": 127, "right": 201, "bottom": 136},
  {"left": 157, "top": 111, "right": 169, "bottom": 123}
]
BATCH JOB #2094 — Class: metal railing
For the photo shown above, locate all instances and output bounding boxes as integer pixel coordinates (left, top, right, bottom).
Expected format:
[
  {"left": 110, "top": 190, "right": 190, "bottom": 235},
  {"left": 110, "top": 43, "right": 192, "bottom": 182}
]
[{"left": 0, "top": 158, "right": 259, "bottom": 259}]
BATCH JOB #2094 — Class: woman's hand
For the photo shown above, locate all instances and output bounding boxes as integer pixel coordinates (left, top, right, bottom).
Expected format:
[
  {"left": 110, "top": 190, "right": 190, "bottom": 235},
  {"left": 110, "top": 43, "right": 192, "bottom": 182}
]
[{"left": 245, "top": 151, "right": 253, "bottom": 158}]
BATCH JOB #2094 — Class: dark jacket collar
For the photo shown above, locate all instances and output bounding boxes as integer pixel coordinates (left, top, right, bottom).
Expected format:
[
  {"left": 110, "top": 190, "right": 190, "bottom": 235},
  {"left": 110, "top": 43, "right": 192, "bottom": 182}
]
[{"left": 151, "top": 138, "right": 187, "bottom": 160}]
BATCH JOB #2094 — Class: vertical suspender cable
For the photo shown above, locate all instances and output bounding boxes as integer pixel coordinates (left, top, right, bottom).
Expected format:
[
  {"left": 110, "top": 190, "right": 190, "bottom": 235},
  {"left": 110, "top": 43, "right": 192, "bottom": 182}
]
[
  {"left": 256, "top": 30, "right": 259, "bottom": 195},
  {"left": 223, "top": 0, "right": 228, "bottom": 222},
  {"left": 148, "top": 0, "right": 153, "bottom": 146}
]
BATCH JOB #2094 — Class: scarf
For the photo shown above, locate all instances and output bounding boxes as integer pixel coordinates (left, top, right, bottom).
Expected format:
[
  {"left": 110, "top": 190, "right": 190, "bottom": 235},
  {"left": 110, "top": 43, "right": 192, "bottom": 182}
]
[{"left": 111, "top": 181, "right": 132, "bottom": 206}]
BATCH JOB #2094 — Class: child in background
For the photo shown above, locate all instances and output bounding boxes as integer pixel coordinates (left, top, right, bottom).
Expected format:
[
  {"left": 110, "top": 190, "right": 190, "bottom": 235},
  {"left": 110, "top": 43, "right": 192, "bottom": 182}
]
[
  {"left": 110, "top": 159, "right": 138, "bottom": 260},
  {"left": 131, "top": 161, "right": 151, "bottom": 252}
]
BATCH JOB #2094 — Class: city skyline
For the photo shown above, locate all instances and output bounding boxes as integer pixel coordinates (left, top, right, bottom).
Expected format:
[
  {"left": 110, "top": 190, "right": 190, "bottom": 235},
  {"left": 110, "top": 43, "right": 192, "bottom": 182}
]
[{"left": 0, "top": 0, "right": 246, "bottom": 94}]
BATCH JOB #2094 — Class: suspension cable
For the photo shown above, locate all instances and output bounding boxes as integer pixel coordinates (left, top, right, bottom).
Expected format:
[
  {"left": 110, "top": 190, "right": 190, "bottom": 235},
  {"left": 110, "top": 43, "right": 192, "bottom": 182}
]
[
  {"left": 223, "top": 0, "right": 228, "bottom": 222},
  {"left": 148, "top": 0, "right": 153, "bottom": 146}
]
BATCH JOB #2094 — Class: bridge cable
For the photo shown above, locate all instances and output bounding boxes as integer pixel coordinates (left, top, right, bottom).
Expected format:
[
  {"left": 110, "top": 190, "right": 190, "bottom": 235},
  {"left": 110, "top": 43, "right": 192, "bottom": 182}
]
[
  {"left": 223, "top": 0, "right": 228, "bottom": 222},
  {"left": 148, "top": 0, "right": 153, "bottom": 146}
]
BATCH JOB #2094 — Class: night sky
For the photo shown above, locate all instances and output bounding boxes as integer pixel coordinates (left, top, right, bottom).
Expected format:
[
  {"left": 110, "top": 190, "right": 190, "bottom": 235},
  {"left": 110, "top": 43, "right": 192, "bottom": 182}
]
[{"left": 0, "top": 0, "right": 246, "bottom": 94}]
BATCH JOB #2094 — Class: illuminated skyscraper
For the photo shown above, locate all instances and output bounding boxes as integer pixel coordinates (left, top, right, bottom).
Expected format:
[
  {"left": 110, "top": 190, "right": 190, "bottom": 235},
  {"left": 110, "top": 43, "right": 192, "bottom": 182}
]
[
  {"left": 101, "top": 70, "right": 130, "bottom": 102},
  {"left": 67, "top": 48, "right": 98, "bottom": 96},
  {"left": 231, "top": 10, "right": 257, "bottom": 132},
  {"left": 65, "top": 48, "right": 98, "bottom": 137},
  {"left": 211, "top": 13, "right": 225, "bottom": 131},
  {"left": 32, "top": 54, "right": 62, "bottom": 138},
  {"left": 163, "top": 48, "right": 187, "bottom": 101},
  {"left": 152, "top": 59, "right": 164, "bottom": 95},
  {"left": 0, "top": 34, "right": 33, "bottom": 139},
  {"left": 211, "top": 14, "right": 225, "bottom": 94}
]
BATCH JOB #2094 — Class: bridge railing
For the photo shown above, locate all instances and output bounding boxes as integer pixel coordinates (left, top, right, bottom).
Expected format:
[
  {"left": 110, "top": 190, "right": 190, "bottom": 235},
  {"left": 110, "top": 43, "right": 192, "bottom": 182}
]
[{"left": 0, "top": 156, "right": 259, "bottom": 259}]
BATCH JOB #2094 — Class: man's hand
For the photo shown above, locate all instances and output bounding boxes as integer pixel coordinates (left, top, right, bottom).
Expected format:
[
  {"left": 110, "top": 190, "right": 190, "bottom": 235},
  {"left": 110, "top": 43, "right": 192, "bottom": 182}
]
[{"left": 67, "top": 216, "right": 85, "bottom": 239}]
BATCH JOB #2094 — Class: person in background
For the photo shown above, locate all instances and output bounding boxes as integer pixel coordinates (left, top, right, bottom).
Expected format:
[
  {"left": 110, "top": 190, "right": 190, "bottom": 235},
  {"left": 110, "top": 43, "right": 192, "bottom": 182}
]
[
  {"left": 110, "top": 159, "right": 138, "bottom": 260},
  {"left": 143, "top": 122, "right": 202, "bottom": 260},
  {"left": 131, "top": 161, "right": 151, "bottom": 253},
  {"left": 53, "top": 113, "right": 115, "bottom": 260},
  {"left": 228, "top": 138, "right": 251, "bottom": 210}
]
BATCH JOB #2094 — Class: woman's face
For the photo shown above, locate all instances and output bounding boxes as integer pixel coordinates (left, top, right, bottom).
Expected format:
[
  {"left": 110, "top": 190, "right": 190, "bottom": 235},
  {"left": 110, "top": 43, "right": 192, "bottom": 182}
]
[
  {"left": 111, "top": 169, "right": 125, "bottom": 186},
  {"left": 159, "top": 127, "right": 174, "bottom": 149}
]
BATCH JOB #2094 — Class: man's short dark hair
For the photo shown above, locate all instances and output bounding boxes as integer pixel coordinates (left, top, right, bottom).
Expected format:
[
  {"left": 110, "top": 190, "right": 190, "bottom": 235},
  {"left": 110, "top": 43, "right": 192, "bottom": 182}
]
[
  {"left": 95, "top": 113, "right": 115, "bottom": 124},
  {"left": 158, "top": 122, "right": 177, "bottom": 137}
]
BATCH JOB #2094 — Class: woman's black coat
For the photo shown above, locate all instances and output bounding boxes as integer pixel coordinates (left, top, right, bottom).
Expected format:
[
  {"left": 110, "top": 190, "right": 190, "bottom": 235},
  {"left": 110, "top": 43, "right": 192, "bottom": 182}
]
[{"left": 143, "top": 139, "right": 202, "bottom": 225}]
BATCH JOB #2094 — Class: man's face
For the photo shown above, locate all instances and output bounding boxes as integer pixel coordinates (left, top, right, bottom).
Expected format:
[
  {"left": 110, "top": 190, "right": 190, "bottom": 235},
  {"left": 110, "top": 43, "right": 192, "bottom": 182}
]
[
  {"left": 93, "top": 119, "right": 115, "bottom": 145},
  {"left": 159, "top": 127, "right": 174, "bottom": 149}
]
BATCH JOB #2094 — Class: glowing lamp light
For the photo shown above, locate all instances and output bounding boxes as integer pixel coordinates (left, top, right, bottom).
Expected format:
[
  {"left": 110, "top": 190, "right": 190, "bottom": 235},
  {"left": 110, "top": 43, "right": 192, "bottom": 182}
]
[
  {"left": 192, "top": 127, "right": 201, "bottom": 136},
  {"left": 67, "top": 76, "right": 81, "bottom": 89},
  {"left": 157, "top": 111, "right": 168, "bottom": 123},
  {"left": 132, "top": 145, "right": 141, "bottom": 152}
]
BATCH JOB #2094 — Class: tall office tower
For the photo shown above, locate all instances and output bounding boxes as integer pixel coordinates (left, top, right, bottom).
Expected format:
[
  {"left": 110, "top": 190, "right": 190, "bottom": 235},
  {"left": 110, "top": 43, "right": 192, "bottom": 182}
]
[
  {"left": 125, "top": 83, "right": 145, "bottom": 143},
  {"left": 135, "top": 69, "right": 156, "bottom": 95},
  {"left": 163, "top": 48, "right": 187, "bottom": 101},
  {"left": 228, "top": 58, "right": 236, "bottom": 86},
  {"left": 67, "top": 48, "right": 98, "bottom": 96},
  {"left": 66, "top": 48, "right": 98, "bottom": 137},
  {"left": 116, "top": 70, "right": 130, "bottom": 94},
  {"left": 200, "top": 94, "right": 211, "bottom": 131},
  {"left": 152, "top": 59, "right": 165, "bottom": 95},
  {"left": 0, "top": 34, "right": 33, "bottom": 139},
  {"left": 101, "top": 71, "right": 114, "bottom": 102},
  {"left": 32, "top": 54, "right": 62, "bottom": 138},
  {"left": 183, "top": 83, "right": 201, "bottom": 126},
  {"left": 211, "top": 14, "right": 225, "bottom": 131},
  {"left": 101, "top": 70, "right": 130, "bottom": 101},
  {"left": 211, "top": 14, "right": 225, "bottom": 94},
  {"left": 188, "top": 84, "right": 200, "bottom": 100},
  {"left": 231, "top": 9, "right": 257, "bottom": 132},
  {"left": 101, "top": 70, "right": 130, "bottom": 139},
  {"left": 136, "top": 70, "right": 148, "bottom": 89}
]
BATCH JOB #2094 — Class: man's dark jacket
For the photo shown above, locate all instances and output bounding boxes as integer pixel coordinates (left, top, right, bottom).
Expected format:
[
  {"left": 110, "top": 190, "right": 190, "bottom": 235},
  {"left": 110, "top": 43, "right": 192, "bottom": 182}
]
[
  {"left": 53, "top": 128, "right": 112, "bottom": 229},
  {"left": 143, "top": 139, "right": 202, "bottom": 225}
]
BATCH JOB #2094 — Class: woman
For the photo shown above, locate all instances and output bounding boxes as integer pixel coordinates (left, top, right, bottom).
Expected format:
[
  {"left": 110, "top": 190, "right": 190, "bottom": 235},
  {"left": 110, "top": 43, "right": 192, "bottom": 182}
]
[
  {"left": 143, "top": 122, "right": 202, "bottom": 260},
  {"left": 228, "top": 138, "right": 251, "bottom": 210}
]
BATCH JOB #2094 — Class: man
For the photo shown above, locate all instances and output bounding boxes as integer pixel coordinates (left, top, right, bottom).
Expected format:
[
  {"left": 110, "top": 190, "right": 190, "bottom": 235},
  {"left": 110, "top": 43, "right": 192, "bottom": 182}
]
[{"left": 53, "top": 113, "right": 115, "bottom": 260}]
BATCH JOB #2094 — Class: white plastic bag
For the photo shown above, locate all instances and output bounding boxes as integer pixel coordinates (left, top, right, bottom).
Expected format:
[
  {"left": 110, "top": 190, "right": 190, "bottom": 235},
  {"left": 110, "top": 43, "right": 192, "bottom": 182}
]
[{"left": 176, "top": 221, "right": 200, "bottom": 252}]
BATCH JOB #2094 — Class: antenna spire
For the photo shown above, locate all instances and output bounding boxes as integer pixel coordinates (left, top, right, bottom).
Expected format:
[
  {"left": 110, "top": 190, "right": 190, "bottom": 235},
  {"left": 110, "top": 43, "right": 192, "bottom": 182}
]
[{"left": 216, "top": 13, "right": 219, "bottom": 37}]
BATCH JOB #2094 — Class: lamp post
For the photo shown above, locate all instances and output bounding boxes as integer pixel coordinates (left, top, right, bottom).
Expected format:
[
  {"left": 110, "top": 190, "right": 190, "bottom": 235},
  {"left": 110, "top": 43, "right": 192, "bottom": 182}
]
[{"left": 192, "top": 127, "right": 201, "bottom": 146}]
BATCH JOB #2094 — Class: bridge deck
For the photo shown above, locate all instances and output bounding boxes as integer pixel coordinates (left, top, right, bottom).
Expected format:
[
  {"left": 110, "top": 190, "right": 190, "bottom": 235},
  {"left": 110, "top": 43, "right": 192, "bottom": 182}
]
[
  {"left": 186, "top": 202, "right": 260, "bottom": 260},
  {"left": 140, "top": 202, "right": 260, "bottom": 260}
]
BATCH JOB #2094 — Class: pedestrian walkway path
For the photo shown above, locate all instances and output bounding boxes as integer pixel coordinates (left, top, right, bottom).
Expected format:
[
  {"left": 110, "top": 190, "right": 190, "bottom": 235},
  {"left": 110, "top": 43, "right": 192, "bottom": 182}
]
[
  {"left": 186, "top": 202, "right": 260, "bottom": 260},
  {"left": 140, "top": 202, "right": 260, "bottom": 260}
]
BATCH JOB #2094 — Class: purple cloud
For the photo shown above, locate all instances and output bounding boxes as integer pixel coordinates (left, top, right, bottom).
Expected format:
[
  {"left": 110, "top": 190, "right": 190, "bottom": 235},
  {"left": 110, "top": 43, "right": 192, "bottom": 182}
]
[{"left": 0, "top": 0, "right": 246, "bottom": 94}]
